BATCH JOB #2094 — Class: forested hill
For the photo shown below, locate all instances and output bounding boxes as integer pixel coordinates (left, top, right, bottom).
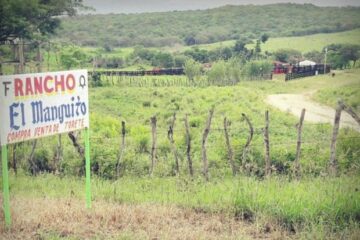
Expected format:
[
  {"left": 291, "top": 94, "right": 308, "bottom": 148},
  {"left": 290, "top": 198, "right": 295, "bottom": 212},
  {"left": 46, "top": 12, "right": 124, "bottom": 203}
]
[{"left": 56, "top": 3, "right": 360, "bottom": 48}]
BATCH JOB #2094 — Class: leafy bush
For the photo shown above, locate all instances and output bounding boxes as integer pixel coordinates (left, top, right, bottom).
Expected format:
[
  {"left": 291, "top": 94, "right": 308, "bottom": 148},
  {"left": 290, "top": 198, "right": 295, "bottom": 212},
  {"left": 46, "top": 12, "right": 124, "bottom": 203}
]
[
  {"left": 242, "top": 60, "right": 273, "bottom": 79},
  {"left": 131, "top": 126, "right": 150, "bottom": 153},
  {"left": 184, "top": 59, "right": 202, "bottom": 83}
]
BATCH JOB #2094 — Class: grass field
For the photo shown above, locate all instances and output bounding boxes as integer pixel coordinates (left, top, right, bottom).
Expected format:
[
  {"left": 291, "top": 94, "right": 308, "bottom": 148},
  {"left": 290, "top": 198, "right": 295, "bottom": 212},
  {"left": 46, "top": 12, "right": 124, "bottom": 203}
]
[
  {"left": 313, "top": 70, "right": 360, "bottom": 114},
  {"left": 248, "top": 28, "right": 360, "bottom": 53},
  {"left": 1, "top": 173, "right": 359, "bottom": 239},
  {"left": 1, "top": 69, "right": 359, "bottom": 239},
  {"left": 177, "top": 29, "right": 360, "bottom": 53}
]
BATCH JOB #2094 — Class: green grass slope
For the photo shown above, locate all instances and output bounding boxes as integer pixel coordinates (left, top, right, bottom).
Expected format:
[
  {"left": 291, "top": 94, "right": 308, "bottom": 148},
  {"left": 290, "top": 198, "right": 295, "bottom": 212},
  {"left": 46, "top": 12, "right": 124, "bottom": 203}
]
[{"left": 182, "top": 28, "right": 360, "bottom": 53}]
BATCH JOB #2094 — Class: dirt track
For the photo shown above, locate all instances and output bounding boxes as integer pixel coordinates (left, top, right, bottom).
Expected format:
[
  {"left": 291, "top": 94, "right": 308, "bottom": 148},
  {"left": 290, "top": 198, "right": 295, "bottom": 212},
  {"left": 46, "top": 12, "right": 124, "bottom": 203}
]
[{"left": 266, "top": 94, "right": 360, "bottom": 132}]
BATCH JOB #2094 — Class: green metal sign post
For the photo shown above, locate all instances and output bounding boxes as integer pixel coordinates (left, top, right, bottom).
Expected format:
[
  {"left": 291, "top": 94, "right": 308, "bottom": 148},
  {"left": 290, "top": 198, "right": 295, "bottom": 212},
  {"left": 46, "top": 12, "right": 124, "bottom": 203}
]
[{"left": 2, "top": 145, "right": 11, "bottom": 227}]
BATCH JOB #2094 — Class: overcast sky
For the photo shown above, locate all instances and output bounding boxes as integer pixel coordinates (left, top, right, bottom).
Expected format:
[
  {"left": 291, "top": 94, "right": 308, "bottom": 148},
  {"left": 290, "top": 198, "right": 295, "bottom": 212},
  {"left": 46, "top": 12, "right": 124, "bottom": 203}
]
[{"left": 82, "top": 0, "right": 360, "bottom": 14}]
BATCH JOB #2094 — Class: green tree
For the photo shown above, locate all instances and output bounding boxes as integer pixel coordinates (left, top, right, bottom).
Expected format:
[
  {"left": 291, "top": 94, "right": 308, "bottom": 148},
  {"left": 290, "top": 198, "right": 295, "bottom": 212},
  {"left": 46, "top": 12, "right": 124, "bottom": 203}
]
[
  {"left": 274, "top": 49, "right": 302, "bottom": 64},
  {"left": 325, "top": 44, "right": 360, "bottom": 69},
  {"left": 184, "top": 36, "right": 196, "bottom": 46},
  {"left": 60, "top": 46, "right": 88, "bottom": 70},
  {"left": 304, "top": 50, "right": 323, "bottom": 63},
  {"left": 132, "top": 46, "right": 155, "bottom": 62},
  {"left": 261, "top": 33, "right": 270, "bottom": 43},
  {"left": 207, "top": 60, "right": 227, "bottom": 85},
  {"left": 242, "top": 60, "right": 273, "bottom": 79},
  {"left": 0, "top": 0, "right": 86, "bottom": 41},
  {"left": 184, "top": 59, "right": 202, "bottom": 83},
  {"left": 340, "top": 44, "right": 360, "bottom": 67},
  {"left": 220, "top": 47, "right": 233, "bottom": 60},
  {"left": 173, "top": 55, "right": 187, "bottom": 68},
  {"left": 233, "top": 39, "right": 247, "bottom": 53},
  {"left": 151, "top": 52, "right": 174, "bottom": 68},
  {"left": 227, "top": 57, "right": 243, "bottom": 83},
  {"left": 184, "top": 47, "right": 209, "bottom": 63},
  {"left": 255, "top": 40, "right": 261, "bottom": 54}
]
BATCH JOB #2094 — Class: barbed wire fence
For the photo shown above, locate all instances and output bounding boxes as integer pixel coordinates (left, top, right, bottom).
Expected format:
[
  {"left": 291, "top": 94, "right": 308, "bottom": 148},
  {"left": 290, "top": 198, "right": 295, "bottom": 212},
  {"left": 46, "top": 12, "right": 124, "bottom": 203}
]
[
  {"left": 54, "top": 103, "right": 359, "bottom": 180},
  {"left": 1, "top": 41, "right": 359, "bottom": 180}
]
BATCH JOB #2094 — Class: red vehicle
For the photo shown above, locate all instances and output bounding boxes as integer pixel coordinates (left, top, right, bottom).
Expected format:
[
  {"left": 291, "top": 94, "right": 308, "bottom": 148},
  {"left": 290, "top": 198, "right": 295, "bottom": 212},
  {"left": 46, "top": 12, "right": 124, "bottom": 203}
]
[{"left": 273, "top": 61, "right": 289, "bottom": 74}]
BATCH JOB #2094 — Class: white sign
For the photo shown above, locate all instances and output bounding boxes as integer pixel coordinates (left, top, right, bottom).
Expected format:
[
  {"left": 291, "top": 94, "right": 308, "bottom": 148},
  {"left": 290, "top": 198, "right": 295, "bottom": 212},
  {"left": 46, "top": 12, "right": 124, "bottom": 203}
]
[{"left": 0, "top": 70, "right": 89, "bottom": 146}]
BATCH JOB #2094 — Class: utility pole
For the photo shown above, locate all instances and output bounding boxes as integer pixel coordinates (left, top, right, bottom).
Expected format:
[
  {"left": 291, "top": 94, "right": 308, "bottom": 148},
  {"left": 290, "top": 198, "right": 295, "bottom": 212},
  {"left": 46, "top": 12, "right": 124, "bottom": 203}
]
[{"left": 324, "top": 47, "right": 328, "bottom": 75}]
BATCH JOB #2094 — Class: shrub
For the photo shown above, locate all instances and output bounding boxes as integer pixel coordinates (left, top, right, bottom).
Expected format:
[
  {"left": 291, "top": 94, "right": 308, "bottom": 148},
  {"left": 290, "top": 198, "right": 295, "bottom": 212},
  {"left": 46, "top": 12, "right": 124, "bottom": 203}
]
[{"left": 131, "top": 126, "right": 150, "bottom": 153}]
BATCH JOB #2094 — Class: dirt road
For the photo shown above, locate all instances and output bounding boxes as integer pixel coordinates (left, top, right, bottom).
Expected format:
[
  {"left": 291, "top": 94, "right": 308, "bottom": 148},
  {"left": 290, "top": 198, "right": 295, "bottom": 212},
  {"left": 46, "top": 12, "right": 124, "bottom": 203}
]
[{"left": 266, "top": 94, "right": 360, "bottom": 132}]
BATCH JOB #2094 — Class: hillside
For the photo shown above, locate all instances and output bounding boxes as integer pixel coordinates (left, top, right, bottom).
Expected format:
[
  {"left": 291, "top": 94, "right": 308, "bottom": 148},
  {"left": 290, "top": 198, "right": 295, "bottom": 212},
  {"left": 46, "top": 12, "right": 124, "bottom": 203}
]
[
  {"left": 159, "top": 28, "right": 360, "bottom": 54},
  {"left": 55, "top": 3, "right": 360, "bottom": 48}
]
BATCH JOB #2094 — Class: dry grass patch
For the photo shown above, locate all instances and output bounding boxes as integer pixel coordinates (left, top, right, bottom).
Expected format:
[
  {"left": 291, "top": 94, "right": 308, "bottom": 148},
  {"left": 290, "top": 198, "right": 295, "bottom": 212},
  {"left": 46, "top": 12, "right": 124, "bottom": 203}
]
[{"left": 0, "top": 196, "right": 287, "bottom": 240}]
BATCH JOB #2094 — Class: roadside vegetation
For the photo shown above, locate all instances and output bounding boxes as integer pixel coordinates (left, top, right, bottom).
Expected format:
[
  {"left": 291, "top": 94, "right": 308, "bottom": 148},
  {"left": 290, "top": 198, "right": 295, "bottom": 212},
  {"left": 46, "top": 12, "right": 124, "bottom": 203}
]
[
  {"left": 3, "top": 69, "right": 360, "bottom": 239},
  {"left": 1, "top": 1, "right": 360, "bottom": 239},
  {"left": 3, "top": 174, "right": 359, "bottom": 239}
]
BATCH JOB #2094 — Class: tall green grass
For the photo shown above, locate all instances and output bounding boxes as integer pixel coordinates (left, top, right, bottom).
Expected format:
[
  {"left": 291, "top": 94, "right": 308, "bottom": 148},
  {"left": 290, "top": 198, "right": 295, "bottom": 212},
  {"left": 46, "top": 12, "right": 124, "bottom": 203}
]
[{"left": 5, "top": 173, "right": 360, "bottom": 236}]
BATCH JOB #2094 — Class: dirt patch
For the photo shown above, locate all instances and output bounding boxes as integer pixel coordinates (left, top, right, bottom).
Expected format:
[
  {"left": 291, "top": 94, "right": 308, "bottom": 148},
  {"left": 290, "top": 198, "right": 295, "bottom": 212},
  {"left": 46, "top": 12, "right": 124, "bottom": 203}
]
[
  {"left": 266, "top": 94, "right": 360, "bottom": 132},
  {"left": 0, "top": 196, "right": 287, "bottom": 240}
]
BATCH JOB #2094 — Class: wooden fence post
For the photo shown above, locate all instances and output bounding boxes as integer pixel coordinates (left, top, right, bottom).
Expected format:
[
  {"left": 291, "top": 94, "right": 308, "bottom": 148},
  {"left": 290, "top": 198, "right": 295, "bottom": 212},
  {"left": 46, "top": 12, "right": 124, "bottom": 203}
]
[
  {"left": 168, "top": 113, "right": 179, "bottom": 175},
  {"left": 68, "top": 131, "right": 85, "bottom": 175},
  {"left": 54, "top": 134, "right": 62, "bottom": 173},
  {"left": 339, "top": 100, "right": 360, "bottom": 126},
  {"left": 329, "top": 104, "right": 342, "bottom": 176},
  {"left": 184, "top": 114, "right": 193, "bottom": 177},
  {"left": 150, "top": 116, "right": 157, "bottom": 176},
  {"left": 68, "top": 131, "right": 85, "bottom": 157},
  {"left": 294, "top": 109, "right": 305, "bottom": 179},
  {"left": 18, "top": 38, "right": 25, "bottom": 73},
  {"left": 264, "top": 110, "right": 271, "bottom": 176},
  {"left": 12, "top": 144, "right": 17, "bottom": 175},
  {"left": 116, "top": 121, "right": 126, "bottom": 178},
  {"left": 223, "top": 117, "right": 236, "bottom": 176},
  {"left": 28, "top": 140, "right": 38, "bottom": 175},
  {"left": 202, "top": 107, "right": 214, "bottom": 181},
  {"left": 36, "top": 41, "right": 42, "bottom": 72},
  {"left": 241, "top": 113, "right": 254, "bottom": 170}
]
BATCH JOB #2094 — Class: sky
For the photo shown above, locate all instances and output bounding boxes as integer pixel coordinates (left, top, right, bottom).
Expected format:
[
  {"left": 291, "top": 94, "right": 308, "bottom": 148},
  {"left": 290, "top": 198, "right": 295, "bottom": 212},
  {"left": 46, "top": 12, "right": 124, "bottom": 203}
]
[{"left": 82, "top": 0, "right": 360, "bottom": 14}]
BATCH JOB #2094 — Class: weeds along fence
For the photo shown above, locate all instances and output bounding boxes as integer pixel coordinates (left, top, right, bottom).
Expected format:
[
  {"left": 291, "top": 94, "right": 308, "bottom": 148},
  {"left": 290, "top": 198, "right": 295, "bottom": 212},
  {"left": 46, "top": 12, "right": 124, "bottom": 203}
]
[
  {"left": 5, "top": 101, "right": 360, "bottom": 180},
  {"left": 92, "top": 73, "right": 273, "bottom": 88}
]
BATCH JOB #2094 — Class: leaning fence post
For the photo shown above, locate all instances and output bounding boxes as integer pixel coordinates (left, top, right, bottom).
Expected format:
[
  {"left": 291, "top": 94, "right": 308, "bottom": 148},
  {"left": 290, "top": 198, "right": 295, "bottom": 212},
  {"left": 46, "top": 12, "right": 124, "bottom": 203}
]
[
  {"left": 54, "top": 134, "right": 63, "bottom": 173},
  {"left": 150, "top": 116, "right": 157, "bottom": 176},
  {"left": 241, "top": 113, "right": 254, "bottom": 170},
  {"left": 184, "top": 114, "right": 194, "bottom": 177},
  {"left": 329, "top": 103, "right": 343, "bottom": 176},
  {"left": 68, "top": 131, "right": 85, "bottom": 175},
  {"left": 202, "top": 107, "right": 214, "bottom": 181},
  {"left": 339, "top": 100, "right": 360, "bottom": 126},
  {"left": 264, "top": 110, "right": 271, "bottom": 176},
  {"left": 294, "top": 109, "right": 305, "bottom": 179},
  {"left": 168, "top": 113, "right": 179, "bottom": 175},
  {"left": 223, "top": 117, "right": 236, "bottom": 176},
  {"left": 116, "top": 121, "right": 126, "bottom": 178},
  {"left": 28, "top": 140, "right": 38, "bottom": 175}
]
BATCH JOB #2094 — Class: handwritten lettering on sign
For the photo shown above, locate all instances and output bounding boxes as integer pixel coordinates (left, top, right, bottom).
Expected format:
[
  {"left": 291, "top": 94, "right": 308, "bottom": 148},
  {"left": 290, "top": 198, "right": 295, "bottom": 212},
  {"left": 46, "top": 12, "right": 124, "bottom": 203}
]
[{"left": 0, "top": 70, "right": 89, "bottom": 145}]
